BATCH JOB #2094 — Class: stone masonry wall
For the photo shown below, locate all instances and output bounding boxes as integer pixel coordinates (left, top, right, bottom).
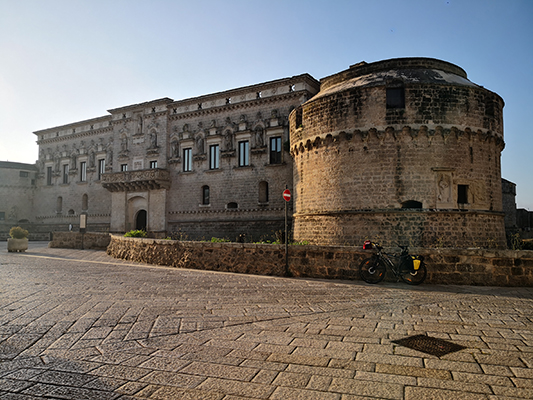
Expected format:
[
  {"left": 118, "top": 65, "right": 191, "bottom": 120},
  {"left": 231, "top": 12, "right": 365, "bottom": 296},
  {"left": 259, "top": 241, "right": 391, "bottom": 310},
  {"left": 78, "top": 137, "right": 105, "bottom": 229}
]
[
  {"left": 293, "top": 210, "right": 506, "bottom": 249},
  {"left": 49, "top": 232, "right": 111, "bottom": 250},
  {"left": 107, "top": 235, "right": 533, "bottom": 286}
]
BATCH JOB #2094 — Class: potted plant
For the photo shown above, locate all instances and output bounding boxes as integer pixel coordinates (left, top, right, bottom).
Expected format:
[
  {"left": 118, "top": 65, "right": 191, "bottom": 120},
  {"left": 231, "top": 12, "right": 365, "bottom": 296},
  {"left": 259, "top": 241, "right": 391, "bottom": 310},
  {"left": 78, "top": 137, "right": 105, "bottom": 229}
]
[{"left": 7, "top": 226, "right": 29, "bottom": 252}]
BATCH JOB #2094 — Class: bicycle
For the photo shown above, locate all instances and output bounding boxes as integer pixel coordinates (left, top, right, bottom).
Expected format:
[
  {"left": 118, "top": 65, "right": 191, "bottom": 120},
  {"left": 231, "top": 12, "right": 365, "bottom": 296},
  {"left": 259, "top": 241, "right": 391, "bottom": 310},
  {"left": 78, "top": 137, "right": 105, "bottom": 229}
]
[{"left": 359, "top": 241, "right": 427, "bottom": 285}]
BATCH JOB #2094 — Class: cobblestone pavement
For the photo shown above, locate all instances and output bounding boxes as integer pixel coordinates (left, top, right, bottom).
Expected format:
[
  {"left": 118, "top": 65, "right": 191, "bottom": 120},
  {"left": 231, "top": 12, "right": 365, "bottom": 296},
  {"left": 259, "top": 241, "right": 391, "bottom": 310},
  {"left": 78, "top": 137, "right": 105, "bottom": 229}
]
[{"left": 1, "top": 242, "right": 532, "bottom": 399}]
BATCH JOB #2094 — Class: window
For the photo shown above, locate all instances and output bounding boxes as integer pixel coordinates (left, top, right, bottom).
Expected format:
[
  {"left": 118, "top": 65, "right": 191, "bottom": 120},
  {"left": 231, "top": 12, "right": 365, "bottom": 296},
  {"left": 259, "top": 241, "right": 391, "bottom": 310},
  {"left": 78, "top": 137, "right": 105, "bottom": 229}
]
[
  {"left": 183, "top": 148, "right": 192, "bottom": 172},
  {"left": 386, "top": 87, "right": 405, "bottom": 109},
  {"left": 0, "top": 212, "right": 4, "bottom": 221},
  {"left": 57, "top": 196, "right": 63, "bottom": 213},
  {"left": 47, "top": 166, "right": 53, "bottom": 185},
  {"left": 150, "top": 160, "right": 158, "bottom": 169},
  {"left": 62, "top": 164, "right": 69, "bottom": 184},
  {"left": 202, "top": 185, "right": 210, "bottom": 205},
  {"left": 458, "top": 185, "right": 469, "bottom": 204},
  {"left": 80, "top": 161, "right": 87, "bottom": 182},
  {"left": 121, "top": 164, "right": 128, "bottom": 172},
  {"left": 227, "top": 202, "right": 238, "bottom": 209},
  {"left": 82, "top": 194, "right": 88, "bottom": 210},
  {"left": 98, "top": 159, "right": 105, "bottom": 180},
  {"left": 209, "top": 144, "right": 220, "bottom": 170},
  {"left": 401, "top": 200, "right": 422, "bottom": 209},
  {"left": 259, "top": 181, "right": 269, "bottom": 203},
  {"left": 270, "top": 136, "right": 282, "bottom": 164},
  {"left": 19, "top": 171, "right": 29, "bottom": 178},
  {"left": 238, "top": 141, "right": 249, "bottom": 167}
]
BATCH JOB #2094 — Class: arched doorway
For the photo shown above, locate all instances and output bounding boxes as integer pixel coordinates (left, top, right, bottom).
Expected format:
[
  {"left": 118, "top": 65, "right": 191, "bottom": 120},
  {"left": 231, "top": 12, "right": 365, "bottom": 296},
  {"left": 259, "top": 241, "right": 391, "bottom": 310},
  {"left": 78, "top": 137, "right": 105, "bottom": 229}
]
[{"left": 135, "top": 210, "right": 147, "bottom": 231}]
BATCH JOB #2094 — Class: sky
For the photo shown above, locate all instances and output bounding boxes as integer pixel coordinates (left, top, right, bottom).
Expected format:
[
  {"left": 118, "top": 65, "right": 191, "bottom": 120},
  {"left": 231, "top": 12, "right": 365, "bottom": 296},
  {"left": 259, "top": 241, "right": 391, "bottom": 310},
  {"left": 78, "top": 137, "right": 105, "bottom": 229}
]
[{"left": 1, "top": 0, "right": 532, "bottom": 210}]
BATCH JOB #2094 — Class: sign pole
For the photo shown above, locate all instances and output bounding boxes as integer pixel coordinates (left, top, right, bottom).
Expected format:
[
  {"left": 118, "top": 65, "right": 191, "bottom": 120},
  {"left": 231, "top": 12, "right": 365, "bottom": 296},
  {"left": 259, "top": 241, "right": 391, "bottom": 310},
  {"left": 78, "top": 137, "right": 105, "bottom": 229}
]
[
  {"left": 80, "top": 213, "right": 87, "bottom": 250},
  {"left": 283, "top": 186, "right": 292, "bottom": 277}
]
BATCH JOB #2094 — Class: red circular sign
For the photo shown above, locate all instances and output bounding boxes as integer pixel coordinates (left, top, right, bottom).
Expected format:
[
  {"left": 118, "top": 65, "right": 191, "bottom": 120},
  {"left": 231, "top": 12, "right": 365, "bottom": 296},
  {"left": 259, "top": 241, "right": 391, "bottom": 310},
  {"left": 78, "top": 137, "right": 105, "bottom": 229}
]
[{"left": 283, "top": 189, "right": 291, "bottom": 202}]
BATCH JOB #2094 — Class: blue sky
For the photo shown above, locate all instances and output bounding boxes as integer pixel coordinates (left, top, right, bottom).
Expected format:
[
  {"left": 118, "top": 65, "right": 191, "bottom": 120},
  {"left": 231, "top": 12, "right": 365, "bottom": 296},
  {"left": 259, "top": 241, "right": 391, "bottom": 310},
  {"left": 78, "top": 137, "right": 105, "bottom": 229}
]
[{"left": 1, "top": 0, "right": 532, "bottom": 209}]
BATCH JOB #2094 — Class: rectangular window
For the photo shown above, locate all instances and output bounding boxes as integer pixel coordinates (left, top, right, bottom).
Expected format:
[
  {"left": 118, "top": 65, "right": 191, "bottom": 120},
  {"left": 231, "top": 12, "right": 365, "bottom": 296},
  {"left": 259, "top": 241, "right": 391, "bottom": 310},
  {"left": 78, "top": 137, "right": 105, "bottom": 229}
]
[
  {"left": 19, "top": 171, "right": 29, "bottom": 178},
  {"left": 458, "top": 185, "right": 469, "bottom": 204},
  {"left": 183, "top": 148, "right": 192, "bottom": 172},
  {"left": 47, "top": 166, "right": 53, "bottom": 185},
  {"left": 98, "top": 159, "right": 105, "bottom": 180},
  {"left": 209, "top": 144, "right": 220, "bottom": 170},
  {"left": 0, "top": 211, "right": 5, "bottom": 221},
  {"left": 121, "top": 164, "right": 128, "bottom": 172},
  {"left": 270, "top": 136, "right": 282, "bottom": 164},
  {"left": 150, "top": 160, "right": 158, "bottom": 169},
  {"left": 62, "top": 164, "right": 69, "bottom": 184},
  {"left": 386, "top": 87, "right": 405, "bottom": 109},
  {"left": 80, "top": 161, "right": 87, "bottom": 182},
  {"left": 238, "top": 141, "right": 249, "bottom": 167}
]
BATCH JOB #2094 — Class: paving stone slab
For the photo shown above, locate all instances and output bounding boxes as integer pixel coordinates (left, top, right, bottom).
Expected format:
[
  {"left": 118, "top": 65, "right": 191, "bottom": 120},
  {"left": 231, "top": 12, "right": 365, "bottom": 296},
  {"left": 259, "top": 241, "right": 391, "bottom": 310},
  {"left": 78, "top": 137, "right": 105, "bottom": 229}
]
[{"left": 1, "top": 244, "right": 532, "bottom": 399}]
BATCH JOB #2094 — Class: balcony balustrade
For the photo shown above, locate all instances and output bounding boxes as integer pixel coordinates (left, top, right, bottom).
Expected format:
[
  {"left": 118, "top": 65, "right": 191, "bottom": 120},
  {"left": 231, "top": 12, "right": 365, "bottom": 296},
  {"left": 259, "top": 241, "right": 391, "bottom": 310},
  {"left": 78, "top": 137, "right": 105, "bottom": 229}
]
[{"left": 101, "top": 168, "right": 171, "bottom": 192}]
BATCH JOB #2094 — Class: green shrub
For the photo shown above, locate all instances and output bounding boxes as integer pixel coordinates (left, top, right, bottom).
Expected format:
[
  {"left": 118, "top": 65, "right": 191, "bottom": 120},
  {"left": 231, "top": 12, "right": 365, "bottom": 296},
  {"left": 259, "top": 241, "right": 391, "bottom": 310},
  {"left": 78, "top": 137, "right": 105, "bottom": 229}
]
[
  {"left": 291, "top": 240, "right": 310, "bottom": 245},
  {"left": 523, "top": 239, "right": 533, "bottom": 250},
  {"left": 210, "top": 237, "right": 230, "bottom": 243},
  {"left": 124, "top": 230, "right": 147, "bottom": 238},
  {"left": 9, "top": 226, "right": 29, "bottom": 239}
]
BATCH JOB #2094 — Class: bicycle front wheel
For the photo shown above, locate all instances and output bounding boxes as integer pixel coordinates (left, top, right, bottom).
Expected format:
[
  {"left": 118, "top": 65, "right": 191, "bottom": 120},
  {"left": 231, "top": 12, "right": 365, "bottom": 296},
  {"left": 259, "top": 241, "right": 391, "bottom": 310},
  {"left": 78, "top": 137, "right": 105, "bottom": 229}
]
[
  {"left": 359, "top": 258, "right": 386, "bottom": 284},
  {"left": 399, "top": 262, "right": 427, "bottom": 285}
]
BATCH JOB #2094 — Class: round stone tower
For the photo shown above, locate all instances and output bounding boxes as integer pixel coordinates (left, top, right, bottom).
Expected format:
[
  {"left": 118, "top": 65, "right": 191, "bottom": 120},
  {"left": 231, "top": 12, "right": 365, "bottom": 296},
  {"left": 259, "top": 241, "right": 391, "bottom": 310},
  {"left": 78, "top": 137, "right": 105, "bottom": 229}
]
[{"left": 289, "top": 57, "right": 506, "bottom": 248}]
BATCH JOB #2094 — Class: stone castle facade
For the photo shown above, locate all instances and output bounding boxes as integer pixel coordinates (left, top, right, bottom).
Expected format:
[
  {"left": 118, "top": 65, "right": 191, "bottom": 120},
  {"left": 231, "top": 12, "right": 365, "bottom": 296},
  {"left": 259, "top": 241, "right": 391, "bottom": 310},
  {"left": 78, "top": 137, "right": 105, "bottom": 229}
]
[
  {"left": 0, "top": 58, "right": 518, "bottom": 247},
  {"left": 289, "top": 58, "right": 507, "bottom": 248}
]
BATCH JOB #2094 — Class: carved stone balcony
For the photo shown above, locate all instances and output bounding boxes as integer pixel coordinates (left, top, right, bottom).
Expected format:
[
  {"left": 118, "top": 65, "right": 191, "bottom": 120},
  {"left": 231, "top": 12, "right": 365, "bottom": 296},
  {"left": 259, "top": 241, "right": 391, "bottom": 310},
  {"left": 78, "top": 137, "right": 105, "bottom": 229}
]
[{"left": 101, "top": 168, "right": 171, "bottom": 192}]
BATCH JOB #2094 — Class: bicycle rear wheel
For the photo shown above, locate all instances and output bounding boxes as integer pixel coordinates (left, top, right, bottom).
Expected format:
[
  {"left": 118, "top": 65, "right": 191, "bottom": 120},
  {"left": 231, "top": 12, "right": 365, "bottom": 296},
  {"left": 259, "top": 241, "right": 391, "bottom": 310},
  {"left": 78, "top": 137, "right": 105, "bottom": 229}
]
[
  {"left": 359, "top": 258, "right": 386, "bottom": 284},
  {"left": 399, "top": 262, "right": 427, "bottom": 285}
]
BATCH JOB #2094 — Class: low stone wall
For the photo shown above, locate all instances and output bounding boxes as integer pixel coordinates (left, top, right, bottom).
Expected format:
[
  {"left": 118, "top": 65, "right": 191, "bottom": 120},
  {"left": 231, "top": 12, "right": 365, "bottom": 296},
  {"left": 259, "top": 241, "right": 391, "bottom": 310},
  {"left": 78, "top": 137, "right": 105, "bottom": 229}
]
[
  {"left": 107, "top": 235, "right": 533, "bottom": 286},
  {"left": 49, "top": 232, "right": 111, "bottom": 250}
]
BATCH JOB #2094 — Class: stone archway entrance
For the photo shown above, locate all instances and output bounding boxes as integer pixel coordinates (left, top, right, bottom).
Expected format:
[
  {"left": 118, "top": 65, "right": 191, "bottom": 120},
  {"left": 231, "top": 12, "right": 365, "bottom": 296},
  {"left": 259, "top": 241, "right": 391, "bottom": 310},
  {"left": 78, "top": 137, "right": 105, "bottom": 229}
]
[{"left": 135, "top": 210, "right": 147, "bottom": 231}]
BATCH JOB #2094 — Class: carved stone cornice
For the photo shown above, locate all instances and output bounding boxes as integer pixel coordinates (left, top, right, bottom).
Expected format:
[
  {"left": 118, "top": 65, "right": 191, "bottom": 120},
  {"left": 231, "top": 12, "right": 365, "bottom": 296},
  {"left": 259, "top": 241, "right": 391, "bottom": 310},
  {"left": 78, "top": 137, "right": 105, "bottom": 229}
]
[
  {"left": 168, "top": 92, "right": 304, "bottom": 121},
  {"left": 101, "top": 168, "right": 171, "bottom": 192},
  {"left": 37, "top": 126, "right": 113, "bottom": 145},
  {"left": 290, "top": 125, "right": 505, "bottom": 157}
]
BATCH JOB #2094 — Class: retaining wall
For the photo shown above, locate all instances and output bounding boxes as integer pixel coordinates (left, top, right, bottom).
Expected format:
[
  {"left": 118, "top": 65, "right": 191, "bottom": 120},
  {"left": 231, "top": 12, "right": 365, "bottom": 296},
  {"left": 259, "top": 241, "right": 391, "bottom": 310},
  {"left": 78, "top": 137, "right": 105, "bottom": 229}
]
[
  {"left": 49, "top": 232, "right": 111, "bottom": 250},
  {"left": 107, "top": 235, "right": 533, "bottom": 286}
]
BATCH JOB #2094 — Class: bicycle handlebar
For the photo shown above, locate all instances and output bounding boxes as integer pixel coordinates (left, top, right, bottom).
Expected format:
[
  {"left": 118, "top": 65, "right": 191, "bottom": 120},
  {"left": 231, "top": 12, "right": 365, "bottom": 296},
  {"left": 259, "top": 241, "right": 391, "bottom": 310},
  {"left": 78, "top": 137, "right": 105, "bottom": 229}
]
[{"left": 367, "top": 242, "right": 409, "bottom": 254}]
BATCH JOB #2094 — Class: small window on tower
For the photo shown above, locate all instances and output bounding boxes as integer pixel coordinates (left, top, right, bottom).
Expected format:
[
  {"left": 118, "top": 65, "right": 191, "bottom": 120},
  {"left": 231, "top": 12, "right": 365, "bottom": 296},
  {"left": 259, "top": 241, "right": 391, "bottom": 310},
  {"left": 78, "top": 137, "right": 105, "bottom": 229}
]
[
  {"left": 458, "top": 185, "right": 469, "bottom": 204},
  {"left": 401, "top": 200, "right": 422, "bottom": 209},
  {"left": 386, "top": 87, "right": 405, "bottom": 109}
]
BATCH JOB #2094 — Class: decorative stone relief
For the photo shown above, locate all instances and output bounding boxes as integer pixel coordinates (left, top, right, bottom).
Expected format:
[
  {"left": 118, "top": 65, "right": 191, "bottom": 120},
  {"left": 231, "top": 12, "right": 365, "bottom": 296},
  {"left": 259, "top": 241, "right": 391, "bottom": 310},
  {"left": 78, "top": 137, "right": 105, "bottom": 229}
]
[
  {"left": 223, "top": 129, "right": 234, "bottom": 151},
  {"left": 134, "top": 114, "right": 143, "bottom": 136},
  {"left": 194, "top": 133, "right": 205, "bottom": 155},
  {"left": 436, "top": 172, "right": 453, "bottom": 207}
]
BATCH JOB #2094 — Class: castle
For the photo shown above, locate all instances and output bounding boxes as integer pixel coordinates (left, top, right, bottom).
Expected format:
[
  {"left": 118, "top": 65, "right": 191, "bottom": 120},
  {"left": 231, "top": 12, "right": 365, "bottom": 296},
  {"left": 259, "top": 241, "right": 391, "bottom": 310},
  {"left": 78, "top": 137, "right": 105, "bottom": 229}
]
[{"left": 0, "top": 58, "right": 520, "bottom": 248}]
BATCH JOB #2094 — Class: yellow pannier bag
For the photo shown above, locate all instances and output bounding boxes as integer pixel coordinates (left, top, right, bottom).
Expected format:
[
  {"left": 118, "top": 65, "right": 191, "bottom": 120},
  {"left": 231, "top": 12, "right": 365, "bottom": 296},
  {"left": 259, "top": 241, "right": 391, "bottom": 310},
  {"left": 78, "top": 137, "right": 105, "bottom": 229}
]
[{"left": 412, "top": 257, "right": 421, "bottom": 271}]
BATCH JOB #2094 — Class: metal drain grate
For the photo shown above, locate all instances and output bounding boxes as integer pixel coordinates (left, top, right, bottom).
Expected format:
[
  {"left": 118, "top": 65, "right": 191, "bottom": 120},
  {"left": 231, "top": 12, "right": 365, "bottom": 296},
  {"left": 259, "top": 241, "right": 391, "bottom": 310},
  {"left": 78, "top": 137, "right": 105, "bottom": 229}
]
[{"left": 392, "top": 334, "right": 467, "bottom": 357}]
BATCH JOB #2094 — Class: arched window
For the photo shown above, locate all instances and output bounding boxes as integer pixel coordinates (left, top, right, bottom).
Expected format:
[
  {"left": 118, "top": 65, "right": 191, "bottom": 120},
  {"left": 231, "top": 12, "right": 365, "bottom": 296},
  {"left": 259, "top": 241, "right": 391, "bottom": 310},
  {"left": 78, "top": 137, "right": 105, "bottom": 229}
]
[
  {"left": 259, "top": 181, "right": 269, "bottom": 203},
  {"left": 401, "top": 200, "right": 422, "bottom": 209},
  {"left": 56, "top": 196, "right": 63, "bottom": 213},
  {"left": 68, "top": 209, "right": 75, "bottom": 216},
  {"left": 202, "top": 185, "right": 210, "bottom": 205},
  {"left": 226, "top": 202, "right": 238, "bottom": 209},
  {"left": 82, "top": 194, "right": 88, "bottom": 210}
]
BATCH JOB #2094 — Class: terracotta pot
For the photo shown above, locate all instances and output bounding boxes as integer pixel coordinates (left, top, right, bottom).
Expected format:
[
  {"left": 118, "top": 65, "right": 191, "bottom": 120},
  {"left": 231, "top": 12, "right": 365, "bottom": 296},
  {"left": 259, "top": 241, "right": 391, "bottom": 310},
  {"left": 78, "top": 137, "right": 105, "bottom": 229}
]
[{"left": 7, "top": 238, "right": 28, "bottom": 252}]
